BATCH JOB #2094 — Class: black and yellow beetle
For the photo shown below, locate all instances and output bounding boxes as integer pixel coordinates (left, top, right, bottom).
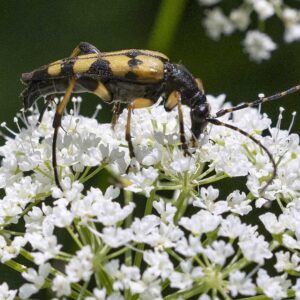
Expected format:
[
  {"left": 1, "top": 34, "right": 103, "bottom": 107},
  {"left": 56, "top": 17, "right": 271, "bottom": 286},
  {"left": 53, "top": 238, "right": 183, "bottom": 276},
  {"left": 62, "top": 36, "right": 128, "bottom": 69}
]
[{"left": 21, "top": 42, "right": 300, "bottom": 191}]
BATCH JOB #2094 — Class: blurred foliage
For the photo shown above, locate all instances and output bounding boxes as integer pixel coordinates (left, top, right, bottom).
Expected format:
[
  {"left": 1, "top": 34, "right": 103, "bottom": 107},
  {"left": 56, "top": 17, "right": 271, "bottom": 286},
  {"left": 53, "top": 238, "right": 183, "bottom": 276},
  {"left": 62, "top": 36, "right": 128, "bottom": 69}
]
[{"left": 1, "top": 0, "right": 300, "bottom": 126}]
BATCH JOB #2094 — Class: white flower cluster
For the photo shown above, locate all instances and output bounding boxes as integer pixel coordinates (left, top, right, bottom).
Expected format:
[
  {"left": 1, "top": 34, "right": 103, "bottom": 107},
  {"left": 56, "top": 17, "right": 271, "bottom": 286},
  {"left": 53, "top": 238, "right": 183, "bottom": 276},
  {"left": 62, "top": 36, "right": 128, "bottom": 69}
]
[
  {"left": 0, "top": 95, "right": 299, "bottom": 299},
  {"left": 198, "top": 0, "right": 300, "bottom": 62}
]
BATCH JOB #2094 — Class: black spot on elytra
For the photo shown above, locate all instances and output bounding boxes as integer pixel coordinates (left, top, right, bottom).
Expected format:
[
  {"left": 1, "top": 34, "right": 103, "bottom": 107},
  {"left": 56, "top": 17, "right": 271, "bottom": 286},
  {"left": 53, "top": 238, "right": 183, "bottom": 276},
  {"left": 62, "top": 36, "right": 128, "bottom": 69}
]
[
  {"left": 126, "top": 50, "right": 141, "bottom": 58},
  {"left": 31, "top": 69, "right": 50, "bottom": 81},
  {"left": 61, "top": 60, "right": 74, "bottom": 76},
  {"left": 128, "top": 58, "right": 143, "bottom": 68},
  {"left": 125, "top": 71, "right": 138, "bottom": 80},
  {"left": 88, "top": 59, "right": 112, "bottom": 79}
]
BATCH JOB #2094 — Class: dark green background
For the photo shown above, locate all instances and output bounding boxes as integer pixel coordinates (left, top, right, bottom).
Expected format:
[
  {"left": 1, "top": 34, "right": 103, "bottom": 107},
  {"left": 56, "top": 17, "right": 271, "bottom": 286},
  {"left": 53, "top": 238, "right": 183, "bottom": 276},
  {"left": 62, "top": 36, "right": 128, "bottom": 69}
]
[{"left": 1, "top": 0, "right": 300, "bottom": 129}]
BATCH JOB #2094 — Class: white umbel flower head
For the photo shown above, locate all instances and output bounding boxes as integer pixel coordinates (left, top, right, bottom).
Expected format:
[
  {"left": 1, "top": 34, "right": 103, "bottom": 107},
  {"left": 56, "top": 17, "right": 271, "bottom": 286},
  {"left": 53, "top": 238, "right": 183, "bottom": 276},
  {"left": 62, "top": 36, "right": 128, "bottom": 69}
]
[{"left": 243, "top": 31, "right": 277, "bottom": 62}]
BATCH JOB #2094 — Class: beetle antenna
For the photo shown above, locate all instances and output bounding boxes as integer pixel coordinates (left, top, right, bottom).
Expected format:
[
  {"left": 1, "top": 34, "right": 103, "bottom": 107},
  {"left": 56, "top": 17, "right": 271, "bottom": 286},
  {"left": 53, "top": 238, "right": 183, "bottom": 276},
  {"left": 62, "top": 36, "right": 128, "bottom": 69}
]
[
  {"left": 214, "top": 84, "right": 300, "bottom": 119},
  {"left": 206, "top": 117, "right": 277, "bottom": 196}
]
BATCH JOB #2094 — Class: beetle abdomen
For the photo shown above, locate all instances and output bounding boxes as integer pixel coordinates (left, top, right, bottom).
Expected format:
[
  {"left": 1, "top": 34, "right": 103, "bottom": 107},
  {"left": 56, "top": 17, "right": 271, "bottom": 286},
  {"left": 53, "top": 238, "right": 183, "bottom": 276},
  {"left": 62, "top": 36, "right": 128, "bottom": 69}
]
[{"left": 22, "top": 77, "right": 106, "bottom": 109}]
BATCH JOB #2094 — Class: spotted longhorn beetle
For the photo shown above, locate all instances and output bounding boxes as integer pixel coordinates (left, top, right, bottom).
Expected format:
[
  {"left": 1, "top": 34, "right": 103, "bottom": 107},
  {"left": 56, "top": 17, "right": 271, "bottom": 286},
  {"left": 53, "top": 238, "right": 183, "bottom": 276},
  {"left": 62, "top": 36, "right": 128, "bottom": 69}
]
[{"left": 21, "top": 42, "right": 300, "bottom": 191}]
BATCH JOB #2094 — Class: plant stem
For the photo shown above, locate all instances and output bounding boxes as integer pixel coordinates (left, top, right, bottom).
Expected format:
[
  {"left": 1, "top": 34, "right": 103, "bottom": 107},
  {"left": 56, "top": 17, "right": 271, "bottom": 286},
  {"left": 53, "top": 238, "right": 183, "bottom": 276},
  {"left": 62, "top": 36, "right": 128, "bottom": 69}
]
[
  {"left": 148, "top": 0, "right": 187, "bottom": 53},
  {"left": 133, "top": 188, "right": 156, "bottom": 268}
]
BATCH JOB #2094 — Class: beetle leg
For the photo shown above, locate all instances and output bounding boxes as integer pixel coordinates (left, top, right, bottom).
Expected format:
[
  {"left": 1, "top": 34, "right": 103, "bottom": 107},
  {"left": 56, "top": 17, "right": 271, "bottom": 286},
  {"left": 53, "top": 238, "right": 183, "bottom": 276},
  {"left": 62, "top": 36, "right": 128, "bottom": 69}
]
[
  {"left": 195, "top": 78, "right": 205, "bottom": 94},
  {"left": 37, "top": 95, "right": 55, "bottom": 126},
  {"left": 77, "top": 78, "right": 112, "bottom": 103},
  {"left": 70, "top": 42, "right": 100, "bottom": 56},
  {"left": 164, "top": 91, "right": 191, "bottom": 156},
  {"left": 50, "top": 44, "right": 103, "bottom": 189},
  {"left": 126, "top": 98, "right": 155, "bottom": 158},
  {"left": 164, "top": 90, "right": 179, "bottom": 111},
  {"left": 111, "top": 102, "right": 121, "bottom": 129},
  {"left": 52, "top": 78, "right": 76, "bottom": 189},
  {"left": 176, "top": 92, "right": 191, "bottom": 157}
]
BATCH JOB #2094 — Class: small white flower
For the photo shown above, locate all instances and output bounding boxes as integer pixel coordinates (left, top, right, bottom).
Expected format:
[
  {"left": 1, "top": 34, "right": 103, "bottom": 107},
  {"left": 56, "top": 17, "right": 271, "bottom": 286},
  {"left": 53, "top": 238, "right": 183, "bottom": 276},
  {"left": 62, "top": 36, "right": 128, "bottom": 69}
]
[
  {"left": 140, "top": 278, "right": 162, "bottom": 300},
  {"left": 0, "top": 236, "right": 26, "bottom": 263},
  {"left": 169, "top": 260, "right": 203, "bottom": 289},
  {"left": 175, "top": 235, "right": 203, "bottom": 257},
  {"left": 229, "top": 6, "right": 251, "bottom": 31},
  {"left": 141, "top": 147, "right": 162, "bottom": 166},
  {"left": 101, "top": 227, "right": 133, "bottom": 248},
  {"left": 275, "top": 251, "right": 300, "bottom": 272},
  {"left": 239, "top": 226, "right": 272, "bottom": 264},
  {"left": 0, "top": 282, "right": 17, "bottom": 300},
  {"left": 180, "top": 210, "right": 221, "bottom": 235},
  {"left": 193, "top": 186, "right": 228, "bottom": 215},
  {"left": 282, "top": 233, "right": 300, "bottom": 250},
  {"left": 52, "top": 179, "right": 84, "bottom": 205},
  {"left": 252, "top": 0, "right": 275, "bottom": 20},
  {"left": 25, "top": 231, "right": 61, "bottom": 264},
  {"left": 203, "top": 240, "right": 234, "bottom": 266},
  {"left": 105, "top": 260, "right": 145, "bottom": 294},
  {"left": 282, "top": 7, "right": 299, "bottom": 26},
  {"left": 218, "top": 215, "right": 245, "bottom": 239},
  {"left": 228, "top": 270, "right": 256, "bottom": 297},
  {"left": 259, "top": 212, "right": 285, "bottom": 234},
  {"left": 293, "top": 279, "right": 300, "bottom": 300},
  {"left": 124, "top": 167, "right": 158, "bottom": 197},
  {"left": 243, "top": 31, "right": 277, "bottom": 62},
  {"left": 52, "top": 274, "right": 72, "bottom": 297},
  {"left": 143, "top": 250, "right": 174, "bottom": 280},
  {"left": 203, "top": 8, "right": 234, "bottom": 40},
  {"left": 256, "top": 269, "right": 291, "bottom": 300},
  {"left": 226, "top": 190, "right": 252, "bottom": 215},
  {"left": 153, "top": 199, "right": 176, "bottom": 224},
  {"left": 169, "top": 153, "right": 196, "bottom": 173},
  {"left": 131, "top": 215, "right": 160, "bottom": 244},
  {"left": 51, "top": 204, "right": 74, "bottom": 227},
  {"left": 148, "top": 222, "right": 184, "bottom": 249},
  {"left": 83, "top": 187, "right": 135, "bottom": 226},
  {"left": 85, "top": 288, "right": 107, "bottom": 300},
  {"left": 65, "top": 246, "right": 94, "bottom": 282},
  {"left": 284, "top": 23, "right": 300, "bottom": 43},
  {"left": 19, "top": 263, "right": 51, "bottom": 299}
]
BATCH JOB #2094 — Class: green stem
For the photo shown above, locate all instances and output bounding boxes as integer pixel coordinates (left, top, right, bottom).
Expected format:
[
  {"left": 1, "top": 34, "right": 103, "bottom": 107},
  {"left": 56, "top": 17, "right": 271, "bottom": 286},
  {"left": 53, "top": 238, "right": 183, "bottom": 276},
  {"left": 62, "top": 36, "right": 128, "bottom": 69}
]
[
  {"left": 35, "top": 166, "right": 52, "bottom": 179},
  {"left": 164, "top": 282, "right": 206, "bottom": 300},
  {"left": 77, "top": 280, "right": 89, "bottom": 300},
  {"left": 88, "top": 222, "right": 102, "bottom": 250},
  {"left": 194, "top": 173, "right": 228, "bottom": 186},
  {"left": 78, "top": 166, "right": 91, "bottom": 182},
  {"left": 166, "top": 248, "right": 183, "bottom": 262},
  {"left": 106, "top": 246, "right": 130, "bottom": 260},
  {"left": 174, "top": 188, "right": 190, "bottom": 224},
  {"left": 222, "top": 258, "right": 249, "bottom": 277},
  {"left": 20, "top": 197, "right": 46, "bottom": 218},
  {"left": 66, "top": 225, "right": 83, "bottom": 248},
  {"left": 79, "top": 164, "right": 105, "bottom": 184},
  {"left": 134, "top": 188, "right": 156, "bottom": 268},
  {"left": 124, "top": 190, "right": 133, "bottom": 266},
  {"left": 0, "top": 229, "right": 24, "bottom": 236},
  {"left": 156, "top": 184, "right": 183, "bottom": 190},
  {"left": 148, "top": 0, "right": 187, "bottom": 53},
  {"left": 193, "top": 165, "right": 215, "bottom": 181},
  {"left": 239, "top": 295, "right": 272, "bottom": 300},
  {"left": 5, "top": 259, "right": 26, "bottom": 273}
]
